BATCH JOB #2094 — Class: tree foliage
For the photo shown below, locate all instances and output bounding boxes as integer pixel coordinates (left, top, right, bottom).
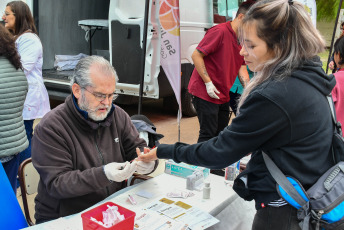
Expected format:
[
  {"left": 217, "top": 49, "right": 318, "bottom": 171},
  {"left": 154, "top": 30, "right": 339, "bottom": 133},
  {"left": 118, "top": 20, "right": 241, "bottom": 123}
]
[{"left": 317, "top": 0, "right": 344, "bottom": 21}]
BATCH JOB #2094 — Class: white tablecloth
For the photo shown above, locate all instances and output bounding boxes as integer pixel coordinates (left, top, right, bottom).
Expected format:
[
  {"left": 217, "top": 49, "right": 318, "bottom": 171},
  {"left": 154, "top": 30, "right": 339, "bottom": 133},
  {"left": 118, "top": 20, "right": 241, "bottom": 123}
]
[{"left": 22, "top": 173, "right": 256, "bottom": 230}]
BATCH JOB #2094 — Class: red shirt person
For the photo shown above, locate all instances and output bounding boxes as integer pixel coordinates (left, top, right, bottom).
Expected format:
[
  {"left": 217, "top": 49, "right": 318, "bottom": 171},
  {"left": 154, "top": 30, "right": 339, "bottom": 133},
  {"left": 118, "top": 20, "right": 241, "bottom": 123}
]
[
  {"left": 188, "top": 22, "right": 245, "bottom": 104},
  {"left": 188, "top": 1, "right": 254, "bottom": 143}
]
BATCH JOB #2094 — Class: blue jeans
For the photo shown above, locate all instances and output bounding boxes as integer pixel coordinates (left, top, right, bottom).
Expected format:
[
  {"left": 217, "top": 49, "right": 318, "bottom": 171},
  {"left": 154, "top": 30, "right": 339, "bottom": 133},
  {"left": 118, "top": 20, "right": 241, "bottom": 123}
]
[
  {"left": 2, "top": 153, "right": 20, "bottom": 194},
  {"left": 19, "top": 120, "right": 34, "bottom": 166},
  {"left": 17, "top": 120, "right": 34, "bottom": 188}
]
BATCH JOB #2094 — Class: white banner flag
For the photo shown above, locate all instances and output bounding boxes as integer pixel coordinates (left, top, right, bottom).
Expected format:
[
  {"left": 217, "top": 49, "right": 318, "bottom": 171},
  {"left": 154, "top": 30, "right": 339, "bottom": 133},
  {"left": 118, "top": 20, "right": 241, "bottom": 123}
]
[{"left": 159, "top": 0, "right": 182, "bottom": 120}]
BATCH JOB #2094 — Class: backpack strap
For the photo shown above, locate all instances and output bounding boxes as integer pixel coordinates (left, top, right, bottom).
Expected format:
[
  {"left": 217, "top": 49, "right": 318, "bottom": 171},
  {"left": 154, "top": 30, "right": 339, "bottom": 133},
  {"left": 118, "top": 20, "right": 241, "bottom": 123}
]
[
  {"left": 262, "top": 151, "right": 312, "bottom": 230},
  {"left": 262, "top": 152, "right": 306, "bottom": 206},
  {"left": 326, "top": 95, "right": 344, "bottom": 163},
  {"left": 261, "top": 95, "right": 339, "bottom": 230},
  {"left": 327, "top": 95, "right": 342, "bottom": 136}
]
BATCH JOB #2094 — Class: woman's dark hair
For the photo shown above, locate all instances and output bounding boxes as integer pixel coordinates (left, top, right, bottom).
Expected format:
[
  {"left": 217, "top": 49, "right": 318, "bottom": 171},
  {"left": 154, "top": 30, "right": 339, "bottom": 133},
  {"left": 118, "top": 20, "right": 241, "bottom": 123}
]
[
  {"left": 6, "top": 1, "right": 37, "bottom": 37},
  {"left": 236, "top": 0, "right": 256, "bottom": 17},
  {"left": 334, "top": 36, "right": 344, "bottom": 66},
  {"left": 0, "top": 24, "right": 22, "bottom": 69}
]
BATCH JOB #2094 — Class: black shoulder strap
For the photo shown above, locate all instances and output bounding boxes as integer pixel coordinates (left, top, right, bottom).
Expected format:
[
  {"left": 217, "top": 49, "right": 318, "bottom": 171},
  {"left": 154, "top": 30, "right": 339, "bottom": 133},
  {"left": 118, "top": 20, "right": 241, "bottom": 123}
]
[
  {"left": 262, "top": 95, "right": 339, "bottom": 230},
  {"left": 262, "top": 152, "right": 312, "bottom": 230},
  {"left": 326, "top": 95, "right": 344, "bottom": 163},
  {"left": 327, "top": 95, "right": 343, "bottom": 136},
  {"left": 262, "top": 152, "right": 306, "bottom": 206}
]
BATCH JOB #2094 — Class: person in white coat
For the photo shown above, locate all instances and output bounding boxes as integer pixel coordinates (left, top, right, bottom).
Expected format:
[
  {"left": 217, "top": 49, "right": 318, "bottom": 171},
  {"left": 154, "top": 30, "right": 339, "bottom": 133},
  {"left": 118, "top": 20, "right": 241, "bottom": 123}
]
[{"left": 2, "top": 1, "right": 50, "bottom": 170}]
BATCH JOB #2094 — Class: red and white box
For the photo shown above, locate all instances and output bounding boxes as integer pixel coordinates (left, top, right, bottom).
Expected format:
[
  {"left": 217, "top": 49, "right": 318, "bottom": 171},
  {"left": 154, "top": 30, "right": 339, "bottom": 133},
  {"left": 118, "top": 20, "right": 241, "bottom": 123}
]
[{"left": 81, "top": 202, "right": 136, "bottom": 230}]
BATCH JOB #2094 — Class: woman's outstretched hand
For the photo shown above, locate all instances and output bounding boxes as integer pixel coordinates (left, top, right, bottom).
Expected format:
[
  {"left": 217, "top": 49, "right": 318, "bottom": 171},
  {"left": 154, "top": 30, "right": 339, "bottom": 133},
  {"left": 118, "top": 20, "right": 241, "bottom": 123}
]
[{"left": 137, "top": 147, "right": 158, "bottom": 162}]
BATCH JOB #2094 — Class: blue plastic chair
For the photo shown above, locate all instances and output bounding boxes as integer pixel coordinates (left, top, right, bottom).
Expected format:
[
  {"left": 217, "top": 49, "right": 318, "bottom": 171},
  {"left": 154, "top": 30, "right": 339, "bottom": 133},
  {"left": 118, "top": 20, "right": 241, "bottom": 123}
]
[{"left": 0, "top": 163, "right": 28, "bottom": 229}]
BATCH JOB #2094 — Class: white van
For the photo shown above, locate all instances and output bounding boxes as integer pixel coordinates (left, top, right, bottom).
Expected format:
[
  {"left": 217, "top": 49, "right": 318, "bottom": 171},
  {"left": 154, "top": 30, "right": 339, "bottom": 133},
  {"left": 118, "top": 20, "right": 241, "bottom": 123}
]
[{"left": 38, "top": 0, "right": 241, "bottom": 116}]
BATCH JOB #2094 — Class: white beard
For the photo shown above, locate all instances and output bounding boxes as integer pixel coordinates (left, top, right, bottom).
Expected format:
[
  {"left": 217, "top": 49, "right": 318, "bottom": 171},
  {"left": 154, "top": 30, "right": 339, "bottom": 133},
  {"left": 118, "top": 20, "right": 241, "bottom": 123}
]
[{"left": 79, "top": 93, "right": 111, "bottom": 121}]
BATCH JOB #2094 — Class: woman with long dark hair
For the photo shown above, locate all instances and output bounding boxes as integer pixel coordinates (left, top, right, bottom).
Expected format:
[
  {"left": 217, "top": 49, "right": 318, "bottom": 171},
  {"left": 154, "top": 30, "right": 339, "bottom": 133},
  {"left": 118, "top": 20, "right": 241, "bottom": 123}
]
[
  {"left": 2, "top": 1, "right": 50, "bottom": 169},
  {"left": 0, "top": 24, "right": 28, "bottom": 192}
]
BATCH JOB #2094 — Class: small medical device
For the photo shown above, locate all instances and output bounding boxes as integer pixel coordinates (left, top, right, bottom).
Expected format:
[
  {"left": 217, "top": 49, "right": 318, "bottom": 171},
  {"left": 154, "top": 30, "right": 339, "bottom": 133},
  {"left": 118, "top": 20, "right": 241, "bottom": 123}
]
[{"left": 186, "top": 170, "right": 204, "bottom": 191}]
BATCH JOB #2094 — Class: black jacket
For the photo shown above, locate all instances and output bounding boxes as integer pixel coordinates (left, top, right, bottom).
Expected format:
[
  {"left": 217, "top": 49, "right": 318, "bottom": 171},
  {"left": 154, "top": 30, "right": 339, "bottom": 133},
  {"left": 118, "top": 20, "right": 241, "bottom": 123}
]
[{"left": 158, "top": 57, "right": 336, "bottom": 209}]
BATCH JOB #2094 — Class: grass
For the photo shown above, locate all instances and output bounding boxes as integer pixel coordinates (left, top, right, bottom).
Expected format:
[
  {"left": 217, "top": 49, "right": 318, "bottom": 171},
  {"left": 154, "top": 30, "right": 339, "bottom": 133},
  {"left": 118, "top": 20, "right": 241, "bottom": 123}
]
[
  {"left": 319, "top": 50, "right": 330, "bottom": 72},
  {"left": 317, "top": 20, "right": 335, "bottom": 73}
]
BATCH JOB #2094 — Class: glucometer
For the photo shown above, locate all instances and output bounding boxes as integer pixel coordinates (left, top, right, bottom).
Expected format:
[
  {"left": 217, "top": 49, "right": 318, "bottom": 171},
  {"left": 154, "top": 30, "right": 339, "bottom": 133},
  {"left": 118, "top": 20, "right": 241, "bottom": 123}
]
[{"left": 186, "top": 170, "right": 204, "bottom": 191}]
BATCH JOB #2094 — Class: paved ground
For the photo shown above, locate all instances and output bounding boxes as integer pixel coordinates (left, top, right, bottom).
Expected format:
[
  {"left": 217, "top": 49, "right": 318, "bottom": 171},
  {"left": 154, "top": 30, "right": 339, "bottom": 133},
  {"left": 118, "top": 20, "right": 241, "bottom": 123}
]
[{"left": 18, "top": 98, "right": 236, "bottom": 224}]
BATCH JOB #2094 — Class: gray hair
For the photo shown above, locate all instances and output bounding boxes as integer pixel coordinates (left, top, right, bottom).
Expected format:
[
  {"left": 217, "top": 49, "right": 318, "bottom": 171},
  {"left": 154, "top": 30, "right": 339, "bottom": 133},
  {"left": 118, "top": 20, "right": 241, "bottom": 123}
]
[
  {"left": 70, "top": 55, "right": 118, "bottom": 89},
  {"left": 238, "top": 0, "right": 325, "bottom": 109}
]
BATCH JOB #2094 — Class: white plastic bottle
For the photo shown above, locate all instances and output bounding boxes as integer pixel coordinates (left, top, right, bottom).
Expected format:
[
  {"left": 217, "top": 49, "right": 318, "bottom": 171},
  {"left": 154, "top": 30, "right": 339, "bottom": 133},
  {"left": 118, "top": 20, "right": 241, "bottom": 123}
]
[{"left": 203, "top": 182, "right": 211, "bottom": 199}]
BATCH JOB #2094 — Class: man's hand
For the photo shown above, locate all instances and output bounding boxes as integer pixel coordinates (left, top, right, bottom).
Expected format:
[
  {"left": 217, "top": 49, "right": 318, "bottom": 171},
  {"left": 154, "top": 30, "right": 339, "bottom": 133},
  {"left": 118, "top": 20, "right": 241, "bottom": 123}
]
[
  {"left": 137, "top": 148, "right": 158, "bottom": 162},
  {"left": 103, "top": 161, "right": 137, "bottom": 182},
  {"left": 205, "top": 81, "right": 220, "bottom": 99},
  {"left": 135, "top": 147, "right": 155, "bottom": 174}
]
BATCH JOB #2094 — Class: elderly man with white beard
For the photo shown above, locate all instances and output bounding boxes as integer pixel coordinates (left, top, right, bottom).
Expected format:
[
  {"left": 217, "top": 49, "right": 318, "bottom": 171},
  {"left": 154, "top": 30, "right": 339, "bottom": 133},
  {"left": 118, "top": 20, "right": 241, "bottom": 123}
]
[{"left": 31, "top": 56, "right": 158, "bottom": 224}]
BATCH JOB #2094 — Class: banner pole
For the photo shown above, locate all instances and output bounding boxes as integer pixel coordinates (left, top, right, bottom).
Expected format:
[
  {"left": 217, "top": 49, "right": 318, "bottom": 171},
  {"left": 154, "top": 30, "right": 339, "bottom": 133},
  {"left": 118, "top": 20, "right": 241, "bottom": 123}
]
[
  {"left": 178, "top": 109, "right": 181, "bottom": 142},
  {"left": 138, "top": 0, "right": 150, "bottom": 114}
]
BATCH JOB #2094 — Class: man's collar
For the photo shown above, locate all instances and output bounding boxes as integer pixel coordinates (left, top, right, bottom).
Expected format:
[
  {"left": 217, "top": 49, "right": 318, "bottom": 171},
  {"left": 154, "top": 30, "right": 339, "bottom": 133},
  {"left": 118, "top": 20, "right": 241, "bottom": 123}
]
[{"left": 72, "top": 94, "right": 115, "bottom": 122}]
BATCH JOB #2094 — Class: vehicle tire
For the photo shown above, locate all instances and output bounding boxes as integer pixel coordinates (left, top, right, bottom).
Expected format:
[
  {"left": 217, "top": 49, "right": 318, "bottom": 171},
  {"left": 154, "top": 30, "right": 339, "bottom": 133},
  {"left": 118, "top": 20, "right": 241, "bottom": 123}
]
[{"left": 181, "top": 90, "right": 197, "bottom": 117}]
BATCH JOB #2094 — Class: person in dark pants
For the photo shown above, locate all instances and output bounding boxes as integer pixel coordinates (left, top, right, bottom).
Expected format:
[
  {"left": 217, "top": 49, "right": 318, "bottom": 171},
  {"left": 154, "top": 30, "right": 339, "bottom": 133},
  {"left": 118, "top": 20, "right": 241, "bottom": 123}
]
[
  {"left": 188, "top": 1, "right": 255, "bottom": 143},
  {"left": 138, "top": 0, "right": 334, "bottom": 229},
  {"left": 192, "top": 96, "right": 230, "bottom": 142}
]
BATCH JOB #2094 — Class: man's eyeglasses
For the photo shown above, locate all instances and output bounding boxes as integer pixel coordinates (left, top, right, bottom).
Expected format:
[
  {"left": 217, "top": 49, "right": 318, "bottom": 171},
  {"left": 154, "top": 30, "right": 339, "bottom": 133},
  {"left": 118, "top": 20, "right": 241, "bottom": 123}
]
[{"left": 82, "top": 87, "right": 118, "bottom": 102}]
